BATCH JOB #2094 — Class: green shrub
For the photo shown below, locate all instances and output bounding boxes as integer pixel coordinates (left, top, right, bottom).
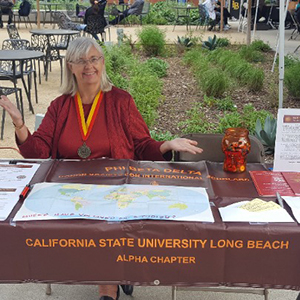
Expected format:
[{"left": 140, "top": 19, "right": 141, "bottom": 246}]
[
  {"left": 128, "top": 65, "right": 163, "bottom": 127},
  {"left": 243, "top": 68, "right": 265, "bottom": 91},
  {"left": 149, "top": 1, "right": 176, "bottom": 23},
  {"left": 104, "top": 45, "right": 133, "bottom": 89},
  {"left": 217, "top": 105, "right": 273, "bottom": 134},
  {"left": 216, "top": 37, "right": 230, "bottom": 47},
  {"left": 203, "top": 95, "right": 236, "bottom": 111},
  {"left": 217, "top": 112, "right": 243, "bottom": 133},
  {"left": 239, "top": 45, "right": 265, "bottom": 63},
  {"left": 250, "top": 40, "right": 271, "bottom": 52},
  {"left": 144, "top": 58, "right": 169, "bottom": 78},
  {"left": 200, "top": 68, "right": 228, "bottom": 97},
  {"left": 285, "top": 62, "right": 300, "bottom": 97},
  {"left": 242, "top": 104, "right": 272, "bottom": 133},
  {"left": 284, "top": 54, "right": 300, "bottom": 68},
  {"left": 138, "top": 25, "right": 166, "bottom": 56}
]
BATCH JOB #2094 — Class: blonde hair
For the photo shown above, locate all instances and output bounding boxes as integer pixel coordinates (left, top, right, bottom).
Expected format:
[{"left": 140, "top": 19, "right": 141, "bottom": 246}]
[{"left": 60, "top": 37, "right": 112, "bottom": 95}]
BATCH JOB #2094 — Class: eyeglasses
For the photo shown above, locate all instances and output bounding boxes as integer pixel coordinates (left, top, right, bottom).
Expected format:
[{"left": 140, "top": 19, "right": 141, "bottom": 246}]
[{"left": 71, "top": 56, "right": 103, "bottom": 67}]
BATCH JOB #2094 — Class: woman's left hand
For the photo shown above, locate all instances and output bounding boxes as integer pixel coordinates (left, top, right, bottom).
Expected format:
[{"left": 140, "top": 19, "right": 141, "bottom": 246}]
[{"left": 160, "top": 138, "right": 203, "bottom": 155}]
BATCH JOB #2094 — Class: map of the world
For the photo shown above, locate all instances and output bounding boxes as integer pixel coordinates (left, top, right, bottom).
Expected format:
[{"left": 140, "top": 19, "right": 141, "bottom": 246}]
[{"left": 13, "top": 182, "right": 214, "bottom": 222}]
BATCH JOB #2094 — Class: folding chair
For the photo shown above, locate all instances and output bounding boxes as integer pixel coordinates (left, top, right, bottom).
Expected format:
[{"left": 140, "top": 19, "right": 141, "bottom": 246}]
[{"left": 174, "top": 133, "right": 265, "bottom": 163}]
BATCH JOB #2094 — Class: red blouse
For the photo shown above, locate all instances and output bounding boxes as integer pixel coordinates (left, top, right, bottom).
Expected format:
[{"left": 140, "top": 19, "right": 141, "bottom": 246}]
[
  {"left": 18, "top": 86, "right": 171, "bottom": 161},
  {"left": 57, "top": 98, "right": 111, "bottom": 159}
]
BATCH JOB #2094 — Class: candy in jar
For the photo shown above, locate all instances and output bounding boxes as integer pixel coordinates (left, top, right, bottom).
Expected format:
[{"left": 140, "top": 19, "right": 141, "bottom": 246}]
[{"left": 222, "top": 128, "right": 251, "bottom": 173}]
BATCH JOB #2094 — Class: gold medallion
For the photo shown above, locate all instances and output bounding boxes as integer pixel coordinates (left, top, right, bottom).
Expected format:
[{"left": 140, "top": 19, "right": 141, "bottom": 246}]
[{"left": 77, "top": 142, "right": 91, "bottom": 159}]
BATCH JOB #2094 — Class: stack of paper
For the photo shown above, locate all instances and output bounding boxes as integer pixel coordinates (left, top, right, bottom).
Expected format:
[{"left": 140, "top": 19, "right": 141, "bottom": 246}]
[
  {"left": 0, "top": 163, "right": 40, "bottom": 221},
  {"left": 219, "top": 198, "right": 294, "bottom": 223}
]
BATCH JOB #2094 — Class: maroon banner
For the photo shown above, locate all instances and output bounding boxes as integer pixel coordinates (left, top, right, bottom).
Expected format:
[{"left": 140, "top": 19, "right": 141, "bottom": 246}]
[{"left": 1, "top": 159, "right": 300, "bottom": 290}]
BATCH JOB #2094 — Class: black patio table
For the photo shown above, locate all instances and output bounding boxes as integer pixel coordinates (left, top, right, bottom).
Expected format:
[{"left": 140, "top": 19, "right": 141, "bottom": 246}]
[
  {"left": 0, "top": 49, "right": 44, "bottom": 115},
  {"left": 173, "top": 6, "right": 198, "bottom": 31}
]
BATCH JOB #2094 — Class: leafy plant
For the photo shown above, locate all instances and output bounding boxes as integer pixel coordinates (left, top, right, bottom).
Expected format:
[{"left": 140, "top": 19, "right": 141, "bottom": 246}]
[
  {"left": 202, "top": 35, "right": 218, "bottom": 51},
  {"left": 284, "top": 54, "right": 300, "bottom": 68},
  {"left": 216, "top": 97, "right": 237, "bottom": 111},
  {"left": 150, "top": 130, "right": 178, "bottom": 141},
  {"left": 217, "top": 112, "right": 243, "bottom": 133},
  {"left": 137, "top": 25, "right": 166, "bottom": 56},
  {"left": 178, "top": 102, "right": 214, "bottom": 134},
  {"left": 144, "top": 58, "right": 169, "bottom": 78},
  {"left": 177, "top": 36, "right": 194, "bottom": 48},
  {"left": 242, "top": 104, "right": 272, "bottom": 133},
  {"left": 284, "top": 61, "right": 300, "bottom": 97},
  {"left": 255, "top": 115, "right": 277, "bottom": 154}
]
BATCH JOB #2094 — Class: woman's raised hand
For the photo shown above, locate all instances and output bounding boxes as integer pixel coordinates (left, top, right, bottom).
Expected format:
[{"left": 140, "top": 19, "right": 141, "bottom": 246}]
[{"left": 0, "top": 94, "right": 23, "bottom": 127}]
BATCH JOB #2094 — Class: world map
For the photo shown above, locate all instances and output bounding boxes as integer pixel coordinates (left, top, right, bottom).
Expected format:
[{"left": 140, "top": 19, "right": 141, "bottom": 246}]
[{"left": 13, "top": 182, "right": 214, "bottom": 222}]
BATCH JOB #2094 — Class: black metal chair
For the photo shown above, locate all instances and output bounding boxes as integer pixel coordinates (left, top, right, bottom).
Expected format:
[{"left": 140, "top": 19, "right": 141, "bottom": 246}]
[
  {"left": 2, "top": 38, "right": 39, "bottom": 106},
  {"left": 6, "top": 23, "right": 21, "bottom": 39},
  {"left": 14, "top": 0, "right": 32, "bottom": 28},
  {"left": 30, "top": 33, "right": 64, "bottom": 83},
  {"left": 85, "top": 14, "right": 110, "bottom": 42},
  {"left": 0, "top": 85, "right": 23, "bottom": 140},
  {"left": 52, "top": 11, "right": 81, "bottom": 31},
  {"left": 139, "top": 1, "right": 149, "bottom": 24},
  {"left": 65, "top": 2, "right": 79, "bottom": 21}
]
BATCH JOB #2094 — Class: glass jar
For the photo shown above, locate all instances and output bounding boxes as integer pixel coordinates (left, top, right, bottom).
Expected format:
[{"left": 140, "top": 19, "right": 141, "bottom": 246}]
[{"left": 222, "top": 128, "right": 251, "bottom": 173}]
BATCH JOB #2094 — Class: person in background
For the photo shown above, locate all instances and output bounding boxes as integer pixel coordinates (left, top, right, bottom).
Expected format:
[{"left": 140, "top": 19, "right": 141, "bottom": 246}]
[
  {"left": 215, "top": 0, "right": 231, "bottom": 30},
  {"left": 0, "top": 37, "right": 203, "bottom": 300},
  {"left": 84, "top": 0, "right": 107, "bottom": 39},
  {"left": 203, "top": 0, "right": 220, "bottom": 30},
  {"left": 0, "top": 0, "right": 14, "bottom": 28},
  {"left": 84, "top": 0, "right": 107, "bottom": 24},
  {"left": 109, "top": 0, "right": 144, "bottom": 25}
]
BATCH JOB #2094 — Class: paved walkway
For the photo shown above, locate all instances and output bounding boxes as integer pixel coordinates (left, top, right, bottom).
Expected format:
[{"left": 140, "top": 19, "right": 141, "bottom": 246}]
[{"left": 0, "top": 21, "right": 300, "bottom": 300}]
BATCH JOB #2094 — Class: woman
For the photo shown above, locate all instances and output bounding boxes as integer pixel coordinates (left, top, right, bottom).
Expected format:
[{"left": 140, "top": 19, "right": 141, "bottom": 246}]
[
  {"left": 203, "top": 0, "right": 220, "bottom": 31},
  {"left": 84, "top": 0, "right": 107, "bottom": 40},
  {"left": 0, "top": 37, "right": 203, "bottom": 300},
  {"left": 109, "top": 0, "right": 144, "bottom": 25}
]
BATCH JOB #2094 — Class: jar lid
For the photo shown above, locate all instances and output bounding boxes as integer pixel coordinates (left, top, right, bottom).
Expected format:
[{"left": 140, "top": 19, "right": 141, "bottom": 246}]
[{"left": 225, "top": 127, "right": 249, "bottom": 136}]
